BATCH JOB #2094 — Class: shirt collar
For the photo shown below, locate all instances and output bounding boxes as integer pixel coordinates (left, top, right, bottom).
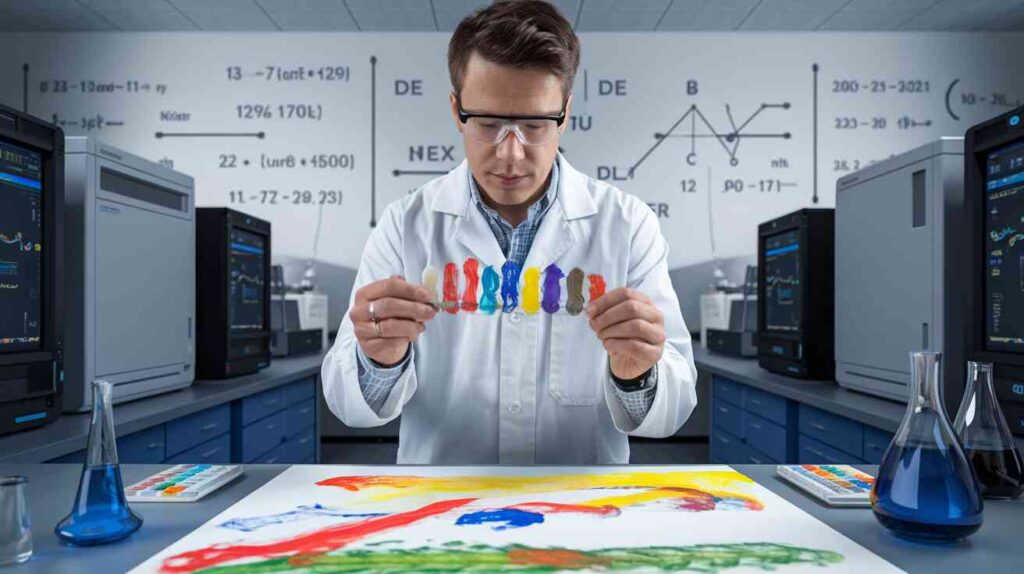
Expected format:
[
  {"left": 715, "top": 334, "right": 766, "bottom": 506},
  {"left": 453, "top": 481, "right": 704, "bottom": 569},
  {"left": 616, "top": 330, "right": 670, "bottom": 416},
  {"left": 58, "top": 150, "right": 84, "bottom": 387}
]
[{"left": 469, "top": 161, "right": 559, "bottom": 229}]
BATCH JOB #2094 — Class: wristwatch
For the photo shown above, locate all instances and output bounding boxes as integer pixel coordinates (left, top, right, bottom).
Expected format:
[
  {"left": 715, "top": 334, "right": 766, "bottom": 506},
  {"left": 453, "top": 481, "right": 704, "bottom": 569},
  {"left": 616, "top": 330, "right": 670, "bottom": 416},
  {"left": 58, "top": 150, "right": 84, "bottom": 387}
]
[{"left": 611, "top": 363, "right": 657, "bottom": 392}]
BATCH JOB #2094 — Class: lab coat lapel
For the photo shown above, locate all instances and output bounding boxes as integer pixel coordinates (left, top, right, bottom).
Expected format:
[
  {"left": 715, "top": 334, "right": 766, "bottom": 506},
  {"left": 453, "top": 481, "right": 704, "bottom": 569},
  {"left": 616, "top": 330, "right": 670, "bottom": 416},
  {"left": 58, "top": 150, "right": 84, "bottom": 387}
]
[
  {"left": 522, "top": 155, "right": 595, "bottom": 270},
  {"left": 431, "top": 160, "right": 506, "bottom": 265}
]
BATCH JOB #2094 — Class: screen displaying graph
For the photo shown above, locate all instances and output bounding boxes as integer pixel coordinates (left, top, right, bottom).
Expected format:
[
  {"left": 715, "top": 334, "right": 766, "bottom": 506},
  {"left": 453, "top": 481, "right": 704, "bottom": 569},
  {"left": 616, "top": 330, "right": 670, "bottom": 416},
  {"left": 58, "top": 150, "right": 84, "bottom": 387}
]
[
  {"left": 0, "top": 140, "right": 44, "bottom": 353},
  {"left": 764, "top": 229, "right": 802, "bottom": 333},
  {"left": 229, "top": 227, "right": 266, "bottom": 332},
  {"left": 985, "top": 140, "right": 1024, "bottom": 353}
]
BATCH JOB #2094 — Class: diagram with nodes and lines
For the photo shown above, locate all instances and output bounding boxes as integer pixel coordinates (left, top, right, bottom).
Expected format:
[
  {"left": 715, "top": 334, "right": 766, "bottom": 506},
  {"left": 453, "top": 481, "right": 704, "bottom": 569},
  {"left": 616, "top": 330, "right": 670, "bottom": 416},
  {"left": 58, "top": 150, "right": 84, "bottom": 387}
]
[{"left": 0, "top": 33, "right": 1022, "bottom": 271}]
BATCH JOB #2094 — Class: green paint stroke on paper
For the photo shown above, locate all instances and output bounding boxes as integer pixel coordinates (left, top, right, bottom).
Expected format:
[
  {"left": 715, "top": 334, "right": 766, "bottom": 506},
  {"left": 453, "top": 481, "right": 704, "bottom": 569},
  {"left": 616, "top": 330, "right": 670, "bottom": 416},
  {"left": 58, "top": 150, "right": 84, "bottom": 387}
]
[{"left": 193, "top": 542, "right": 844, "bottom": 573}]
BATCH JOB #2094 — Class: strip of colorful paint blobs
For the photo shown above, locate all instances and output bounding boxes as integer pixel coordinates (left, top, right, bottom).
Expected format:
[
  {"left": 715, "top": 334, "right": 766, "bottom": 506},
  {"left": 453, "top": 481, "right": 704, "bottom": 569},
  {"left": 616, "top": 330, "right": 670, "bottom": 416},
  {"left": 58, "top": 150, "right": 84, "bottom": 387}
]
[{"left": 421, "top": 259, "right": 607, "bottom": 316}]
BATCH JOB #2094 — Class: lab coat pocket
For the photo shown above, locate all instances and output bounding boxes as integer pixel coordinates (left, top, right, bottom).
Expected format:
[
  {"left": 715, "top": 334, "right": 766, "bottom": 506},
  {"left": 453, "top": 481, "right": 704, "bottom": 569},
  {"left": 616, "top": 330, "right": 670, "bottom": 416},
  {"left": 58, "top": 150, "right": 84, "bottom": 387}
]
[{"left": 547, "top": 313, "right": 601, "bottom": 406}]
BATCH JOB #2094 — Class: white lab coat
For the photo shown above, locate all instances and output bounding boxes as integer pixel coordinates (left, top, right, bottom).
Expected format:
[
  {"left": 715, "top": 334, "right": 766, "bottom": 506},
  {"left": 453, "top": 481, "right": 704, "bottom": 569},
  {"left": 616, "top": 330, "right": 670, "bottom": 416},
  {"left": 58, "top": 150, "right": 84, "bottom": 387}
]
[{"left": 322, "top": 154, "right": 697, "bottom": 464}]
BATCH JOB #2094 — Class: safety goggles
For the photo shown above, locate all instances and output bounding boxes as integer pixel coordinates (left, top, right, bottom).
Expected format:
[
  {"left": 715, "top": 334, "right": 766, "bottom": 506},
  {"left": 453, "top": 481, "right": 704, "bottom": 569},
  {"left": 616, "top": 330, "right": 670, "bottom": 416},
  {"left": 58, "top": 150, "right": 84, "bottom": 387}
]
[{"left": 455, "top": 94, "right": 567, "bottom": 146}]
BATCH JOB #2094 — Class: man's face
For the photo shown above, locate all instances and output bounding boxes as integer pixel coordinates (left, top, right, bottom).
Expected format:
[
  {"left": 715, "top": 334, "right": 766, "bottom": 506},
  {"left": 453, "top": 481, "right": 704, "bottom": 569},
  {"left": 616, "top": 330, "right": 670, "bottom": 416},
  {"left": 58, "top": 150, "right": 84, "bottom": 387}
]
[{"left": 450, "top": 52, "right": 571, "bottom": 207}]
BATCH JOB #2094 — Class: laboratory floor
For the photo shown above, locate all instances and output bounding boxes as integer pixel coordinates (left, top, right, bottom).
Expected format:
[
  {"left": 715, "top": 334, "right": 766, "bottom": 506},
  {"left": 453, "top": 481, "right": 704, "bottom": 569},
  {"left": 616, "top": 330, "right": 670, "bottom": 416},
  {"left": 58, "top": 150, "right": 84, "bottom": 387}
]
[{"left": 319, "top": 438, "right": 710, "bottom": 465}]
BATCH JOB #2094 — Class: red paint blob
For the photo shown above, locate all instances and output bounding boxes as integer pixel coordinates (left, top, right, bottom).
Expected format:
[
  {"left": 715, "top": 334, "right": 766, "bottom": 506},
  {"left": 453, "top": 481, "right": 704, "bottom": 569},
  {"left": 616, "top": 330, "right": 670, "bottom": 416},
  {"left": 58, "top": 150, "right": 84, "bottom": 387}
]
[
  {"left": 443, "top": 262, "right": 459, "bottom": 315},
  {"left": 588, "top": 274, "right": 606, "bottom": 302},
  {"left": 461, "top": 258, "right": 480, "bottom": 312}
]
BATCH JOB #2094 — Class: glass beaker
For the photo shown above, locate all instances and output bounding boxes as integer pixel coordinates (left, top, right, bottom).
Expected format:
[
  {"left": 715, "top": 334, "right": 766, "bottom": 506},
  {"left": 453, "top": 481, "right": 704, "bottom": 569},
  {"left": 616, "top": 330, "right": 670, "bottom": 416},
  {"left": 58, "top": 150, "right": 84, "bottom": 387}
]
[
  {"left": 953, "top": 361, "right": 1024, "bottom": 499},
  {"left": 871, "top": 351, "right": 984, "bottom": 543},
  {"left": 55, "top": 380, "right": 143, "bottom": 545},
  {"left": 0, "top": 476, "right": 32, "bottom": 565}
]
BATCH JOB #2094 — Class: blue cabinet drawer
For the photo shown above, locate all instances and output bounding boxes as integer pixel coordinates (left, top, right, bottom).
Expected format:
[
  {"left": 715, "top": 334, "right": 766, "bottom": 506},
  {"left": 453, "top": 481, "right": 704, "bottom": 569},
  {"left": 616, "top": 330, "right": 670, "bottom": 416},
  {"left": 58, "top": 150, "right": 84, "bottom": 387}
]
[
  {"left": 710, "top": 428, "right": 745, "bottom": 463},
  {"left": 166, "top": 434, "right": 231, "bottom": 464},
  {"left": 302, "top": 455, "right": 316, "bottom": 464},
  {"left": 283, "top": 377, "right": 315, "bottom": 406},
  {"left": 743, "top": 386, "right": 789, "bottom": 426},
  {"left": 253, "top": 444, "right": 286, "bottom": 464},
  {"left": 283, "top": 399, "right": 316, "bottom": 439},
  {"left": 863, "top": 426, "right": 895, "bottom": 464},
  {"left": 714, "top": 376, "right": 743, "bottom": 407},
  {"left": 166, "top": 404, "right": 230, "bottom": 458},
  {"left": 119, "top": 425, "right": 166, "bottom": 463},
  {"left": 282, "top": 427, "right": 316, "bottom": 463},
  {"left": 240, "top": 387, "right": 286, "bottom": 426},
  {"left": 711, "top": 397, "right": 743, "bottom": 438},
  {"left": 799, "top": 404, "right": 864, "bottom": 459},
  {"left": 742, "top": 413, "right": 788, "bottom": 463},
  {"left": 242, "top": 411, "right": 285, "bottom": 462},
  {"left": 799, "top": 434, "right": 865, "bottom": 465}
]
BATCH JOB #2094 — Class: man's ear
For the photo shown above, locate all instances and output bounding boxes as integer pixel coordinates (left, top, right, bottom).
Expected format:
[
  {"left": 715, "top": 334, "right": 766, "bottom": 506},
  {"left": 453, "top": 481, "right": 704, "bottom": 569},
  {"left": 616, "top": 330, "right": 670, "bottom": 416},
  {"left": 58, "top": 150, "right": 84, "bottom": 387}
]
[{"left": 450, "top": 92, "right": 463, "bottom": 133}]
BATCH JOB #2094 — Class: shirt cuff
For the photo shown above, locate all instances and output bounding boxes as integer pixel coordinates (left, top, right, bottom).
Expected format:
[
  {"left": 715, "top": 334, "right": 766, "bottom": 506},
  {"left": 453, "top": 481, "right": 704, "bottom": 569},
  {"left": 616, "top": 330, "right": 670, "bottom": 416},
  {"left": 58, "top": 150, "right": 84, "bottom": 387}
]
[{"left": 355, "top": 345, "right": 410, "bottom": 413}]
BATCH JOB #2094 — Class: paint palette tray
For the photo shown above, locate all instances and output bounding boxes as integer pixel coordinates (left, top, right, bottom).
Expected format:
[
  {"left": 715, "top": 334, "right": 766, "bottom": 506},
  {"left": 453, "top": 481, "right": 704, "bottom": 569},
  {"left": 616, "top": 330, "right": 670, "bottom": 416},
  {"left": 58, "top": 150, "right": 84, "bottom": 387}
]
[
  {"left": 776, "top": 464, "right": 874, "bottom": 507},
  {"left": 125, "top": 464, "right": 243, "bottom": 502}
]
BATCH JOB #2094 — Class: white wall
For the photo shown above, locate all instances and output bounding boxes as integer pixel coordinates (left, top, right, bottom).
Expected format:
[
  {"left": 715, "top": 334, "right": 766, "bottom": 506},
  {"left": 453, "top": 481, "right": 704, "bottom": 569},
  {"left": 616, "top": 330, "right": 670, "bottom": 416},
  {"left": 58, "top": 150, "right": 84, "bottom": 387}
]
[{"left": 1, "top": 31, "right": 1021, "bottom": 293}]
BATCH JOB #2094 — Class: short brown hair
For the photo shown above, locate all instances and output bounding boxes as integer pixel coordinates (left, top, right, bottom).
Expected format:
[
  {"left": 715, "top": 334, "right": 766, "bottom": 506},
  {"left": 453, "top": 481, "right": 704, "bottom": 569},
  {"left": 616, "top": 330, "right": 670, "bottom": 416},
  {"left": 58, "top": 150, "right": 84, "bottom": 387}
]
[{"left": 448, "top": 0, "right": 580, "bottom": 99}]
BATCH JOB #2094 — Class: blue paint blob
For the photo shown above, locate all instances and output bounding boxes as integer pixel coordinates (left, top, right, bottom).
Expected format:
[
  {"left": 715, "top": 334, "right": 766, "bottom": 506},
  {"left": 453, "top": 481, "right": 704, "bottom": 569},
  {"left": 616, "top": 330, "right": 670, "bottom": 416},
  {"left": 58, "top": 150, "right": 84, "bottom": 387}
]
[
  {"left": 479, "top": 265, "right": 500, "bottom": 315},
  {"left": 455, "top": 508, "right": 545, "bottom": 531},
  {"left": 501, "top": 261, "right": 522, "bottom": 313}
]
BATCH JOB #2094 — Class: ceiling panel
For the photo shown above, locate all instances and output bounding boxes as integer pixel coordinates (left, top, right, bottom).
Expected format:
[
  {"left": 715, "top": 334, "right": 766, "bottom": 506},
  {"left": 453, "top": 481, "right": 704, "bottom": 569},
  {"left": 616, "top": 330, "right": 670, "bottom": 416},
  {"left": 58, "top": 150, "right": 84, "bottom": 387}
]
[
  {"left": 8, "top": 5, "right": 118, "bottom": 31},
  {"left": 346, "top": 0, "right": 435, "bottom": 31},
  {"left": 90, "top": 9, "right": 196, "bottom": 30},
  {"left": 165, "top": 0, "right": 280, "bottom": 31},
  {"left": 577, "top": 0, "right": 673, "bottom": 32},
  {"left": 657, "top": 0, "right": 761, "bottom": 31},
  {"left": 0, "top": 8, "right": 37, "bottom": 31},
  {"left": 739, "top": 0, "right": 850, "bottom": 31},
  {"left": 818, "top": 0, "right": 936, "bottom": 31},
  {"left": 267, "top": 9, "right": 358, "bottom": 30},
  {"left": 901, "top": 0, "right": 1023, "bottom": 31}
]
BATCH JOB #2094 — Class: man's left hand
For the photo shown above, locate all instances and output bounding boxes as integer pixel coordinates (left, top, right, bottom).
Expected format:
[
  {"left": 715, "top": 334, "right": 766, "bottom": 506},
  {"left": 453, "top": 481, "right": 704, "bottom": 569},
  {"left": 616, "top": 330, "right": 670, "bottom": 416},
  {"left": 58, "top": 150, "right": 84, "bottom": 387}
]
[{"left": 585, "top": 288, "right": 666, "bottom": 380}]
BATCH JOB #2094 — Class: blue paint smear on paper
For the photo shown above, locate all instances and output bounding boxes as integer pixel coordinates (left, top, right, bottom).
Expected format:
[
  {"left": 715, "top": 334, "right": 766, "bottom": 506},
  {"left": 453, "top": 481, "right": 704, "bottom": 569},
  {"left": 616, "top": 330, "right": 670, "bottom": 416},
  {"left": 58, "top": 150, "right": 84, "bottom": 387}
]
[
  {"left": 218, "top": 504, "right": 387, "bottom": 533},
  {"left": 456, "top": 508, "right": 545, "bottom": 531}
]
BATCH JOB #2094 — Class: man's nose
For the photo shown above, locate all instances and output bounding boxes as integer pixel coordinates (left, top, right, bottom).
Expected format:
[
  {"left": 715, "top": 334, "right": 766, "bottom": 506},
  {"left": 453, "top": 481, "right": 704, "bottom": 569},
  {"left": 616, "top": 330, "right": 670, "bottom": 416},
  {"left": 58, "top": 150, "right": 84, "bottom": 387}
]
[{"left": 494, "top": 127, "right": 526, "bottom": 162}]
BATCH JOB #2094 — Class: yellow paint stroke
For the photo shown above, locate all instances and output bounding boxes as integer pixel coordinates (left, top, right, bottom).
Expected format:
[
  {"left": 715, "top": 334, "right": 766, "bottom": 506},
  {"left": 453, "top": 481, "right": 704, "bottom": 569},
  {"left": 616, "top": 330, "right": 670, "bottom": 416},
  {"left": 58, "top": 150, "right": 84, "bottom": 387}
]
[
  {"left": 421, "top": 266, "right": 439, "bottom": 306},
  {"left": 317, "top": 470, "right": 762, "bottom": 509},
  {"left": 522, "top": 267, "right": 541, "bottom": 315}
]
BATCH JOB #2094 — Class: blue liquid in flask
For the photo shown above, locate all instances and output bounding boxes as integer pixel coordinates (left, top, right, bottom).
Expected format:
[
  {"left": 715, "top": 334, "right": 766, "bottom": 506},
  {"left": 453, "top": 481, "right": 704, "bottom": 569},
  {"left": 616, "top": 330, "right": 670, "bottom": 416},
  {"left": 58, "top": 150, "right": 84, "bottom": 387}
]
[
  {"left": 871, "top": 352, "right": 983, "bottom": 543},
  {"left": 55, "top": 465, "right": 142, "bottom": 546},
  {"left": 55, "top": 380, "right": 142, "bottom": 546}
]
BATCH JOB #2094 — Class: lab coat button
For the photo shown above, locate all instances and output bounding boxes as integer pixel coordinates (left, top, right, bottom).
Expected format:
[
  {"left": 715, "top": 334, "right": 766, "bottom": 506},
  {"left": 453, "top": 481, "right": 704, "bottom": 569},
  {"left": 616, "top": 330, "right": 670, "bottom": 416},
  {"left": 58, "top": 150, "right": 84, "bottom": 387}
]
[
  {"left": 508, "top": 401, "right": 522, "bottom": 413},
  {"left": 509, "top": 312, "right": 522, "bottom": 324}
]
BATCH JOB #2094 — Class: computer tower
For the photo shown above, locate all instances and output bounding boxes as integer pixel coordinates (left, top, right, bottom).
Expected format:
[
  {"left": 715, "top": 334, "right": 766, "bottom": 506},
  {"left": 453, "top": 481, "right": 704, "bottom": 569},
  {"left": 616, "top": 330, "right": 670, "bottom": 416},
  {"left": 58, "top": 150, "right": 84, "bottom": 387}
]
[
  {"left": 196, "top": 208, "right": 272, "bottom": 379},
  {"left": 965, "top": 106, "right": 1024, "bottom": 435},
  {"left": 0, "top": 104, "right": 65, "bottom": 435},
  {"left": 835, "top": 138, "right": 967, "bottom": 407},
  {"left": 63, "top": 137, "right": 195, "bottom": 412},
  {"left": 758, "top": 209, "right": 835, "bottom": 379}
]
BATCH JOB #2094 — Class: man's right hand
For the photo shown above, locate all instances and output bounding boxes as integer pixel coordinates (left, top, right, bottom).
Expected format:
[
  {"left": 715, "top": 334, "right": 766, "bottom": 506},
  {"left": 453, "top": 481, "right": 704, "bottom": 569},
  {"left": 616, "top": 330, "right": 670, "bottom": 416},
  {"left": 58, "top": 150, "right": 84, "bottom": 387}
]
[{"left": 351, "top": 275, "right": 437, "bottom": 367}]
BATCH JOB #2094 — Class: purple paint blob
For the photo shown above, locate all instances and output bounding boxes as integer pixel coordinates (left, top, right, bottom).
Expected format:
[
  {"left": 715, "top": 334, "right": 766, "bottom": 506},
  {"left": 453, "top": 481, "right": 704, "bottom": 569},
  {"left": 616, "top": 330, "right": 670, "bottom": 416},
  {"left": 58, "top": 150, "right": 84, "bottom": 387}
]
[
  {"left": 542, "top": 264, "right": 564, "bottom": 314},
  {"left": 455, "top": 508, "right": 545, "bottom": 531},
  {"left": 501, "top": 261, "right": 521, "bottom": 313}
]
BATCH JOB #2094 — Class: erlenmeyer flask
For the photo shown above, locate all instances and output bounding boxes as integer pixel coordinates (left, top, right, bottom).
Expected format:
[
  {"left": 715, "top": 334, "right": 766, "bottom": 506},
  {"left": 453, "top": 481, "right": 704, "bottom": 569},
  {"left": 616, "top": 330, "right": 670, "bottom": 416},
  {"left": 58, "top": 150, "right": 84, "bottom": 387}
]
[
  {"left": 953, "top": 361, "right": 1024, "bottom": 499},
  {"left": 871, "top": 351, "right": 984, "bottom": 543},
  {"left": 55, "top": 380, "right": 143, "bottom": 545}
]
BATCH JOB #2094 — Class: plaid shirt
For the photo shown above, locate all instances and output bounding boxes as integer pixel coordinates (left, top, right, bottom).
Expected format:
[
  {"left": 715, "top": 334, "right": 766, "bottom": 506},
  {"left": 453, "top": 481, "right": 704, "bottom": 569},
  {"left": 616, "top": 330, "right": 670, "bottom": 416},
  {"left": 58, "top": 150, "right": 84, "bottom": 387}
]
[{"left": 356, "top": 161, "right": 657, "bottom": 426}]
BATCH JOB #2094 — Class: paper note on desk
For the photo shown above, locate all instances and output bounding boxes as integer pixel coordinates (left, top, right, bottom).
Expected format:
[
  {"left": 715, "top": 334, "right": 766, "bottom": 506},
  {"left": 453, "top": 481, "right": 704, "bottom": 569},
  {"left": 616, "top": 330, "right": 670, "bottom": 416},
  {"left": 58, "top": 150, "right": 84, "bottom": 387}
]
[{"left": 130, "top": 465, "right": 901, "bottom": 573}]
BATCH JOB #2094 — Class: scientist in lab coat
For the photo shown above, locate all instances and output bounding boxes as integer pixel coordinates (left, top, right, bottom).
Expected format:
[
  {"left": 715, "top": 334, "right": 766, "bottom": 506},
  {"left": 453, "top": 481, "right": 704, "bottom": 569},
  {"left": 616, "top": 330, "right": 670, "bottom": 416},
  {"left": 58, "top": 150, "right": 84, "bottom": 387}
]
[{"left": 321, "top": 0, "right": 697, "bottom": 464}]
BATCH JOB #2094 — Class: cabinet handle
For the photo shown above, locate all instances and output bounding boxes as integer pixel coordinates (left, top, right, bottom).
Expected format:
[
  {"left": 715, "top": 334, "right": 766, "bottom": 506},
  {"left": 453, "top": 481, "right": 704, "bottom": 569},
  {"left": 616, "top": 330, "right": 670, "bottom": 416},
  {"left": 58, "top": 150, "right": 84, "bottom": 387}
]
[
  {"left": 749, "top": 399, "right": 763, "bottom": 406},
  {"left": 200, "top": 423, "right": 219, "bottom": 433},
  {"left": 147, "top": 443, "right": 161, "bottom": 450},
  {"left": 749, "top": 421, "right": 763, "bottom": 430},
  {"left": 717, "top": 406, "right": 729, "bottom": 413},
  {"left": 749, "top": 455, "right": 764, "bottom": 464},
  {"left": 299, "top": 437, "right": 310, "bottom": 444},
  {"left": 719, "top": 436, "right": 731, "bottom": 445},
  {"left": 266, "top": 424, "right": 277, "bottom": 431},
  {"left": 202, "top": 448, "right": 220, "bottom": 458},
  {"left": 300, "top": 408, "right": 311, "bottom": 415},
  {"left": 807, "top": 447, "right": 825, "bottom": 457},
  {"left": 810, "top": 422, "right": 827, "bottom": 431},
  {"left": 263, "top": 398, "right": 280, "bottom": 407},
  {"left": 265, "top": 457, "right": 279, "bottom": 464}
]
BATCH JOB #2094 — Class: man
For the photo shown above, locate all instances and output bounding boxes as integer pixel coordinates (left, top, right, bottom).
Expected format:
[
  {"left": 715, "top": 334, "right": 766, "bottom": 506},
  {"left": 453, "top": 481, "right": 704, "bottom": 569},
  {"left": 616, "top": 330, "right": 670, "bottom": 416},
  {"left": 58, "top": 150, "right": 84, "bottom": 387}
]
[{"left": 322, "top": 0, "right": 697, "bottom": 464}]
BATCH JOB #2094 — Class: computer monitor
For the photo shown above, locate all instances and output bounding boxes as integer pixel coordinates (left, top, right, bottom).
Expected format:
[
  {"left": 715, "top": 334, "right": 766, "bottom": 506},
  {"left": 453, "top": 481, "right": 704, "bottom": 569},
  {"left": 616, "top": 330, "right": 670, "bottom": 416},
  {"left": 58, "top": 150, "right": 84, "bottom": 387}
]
[
  {"left": 196, "top": 208, "right": 271, "bottom": 378},
  {"left": 0, "top": 103, "right": 64, "bottom": 435},
  {"left": 758, "top": 209, "right": 834, "bottom": 379},
  {"left": 966, "top": 105, "right": 1024, "bottom": 435}
]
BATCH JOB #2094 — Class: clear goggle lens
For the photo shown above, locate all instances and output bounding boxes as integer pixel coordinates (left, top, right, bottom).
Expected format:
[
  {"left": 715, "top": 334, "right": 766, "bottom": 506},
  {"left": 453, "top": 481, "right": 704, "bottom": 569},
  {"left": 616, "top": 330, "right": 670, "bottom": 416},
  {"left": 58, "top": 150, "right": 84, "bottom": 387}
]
[{"left": 464, "top": 117, "right": 561, "bottom": 146}]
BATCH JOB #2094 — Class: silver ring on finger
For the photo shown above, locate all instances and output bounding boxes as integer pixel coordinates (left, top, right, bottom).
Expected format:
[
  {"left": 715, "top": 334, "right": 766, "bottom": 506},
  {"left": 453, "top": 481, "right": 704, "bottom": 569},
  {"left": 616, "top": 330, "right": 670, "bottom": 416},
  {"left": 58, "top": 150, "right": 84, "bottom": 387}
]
[
  {"left": 369, "top": 301, "right": 378, "bottom": 323},
  {"left": 373, "top": 319, "right": 383, "bottom": 338}
]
